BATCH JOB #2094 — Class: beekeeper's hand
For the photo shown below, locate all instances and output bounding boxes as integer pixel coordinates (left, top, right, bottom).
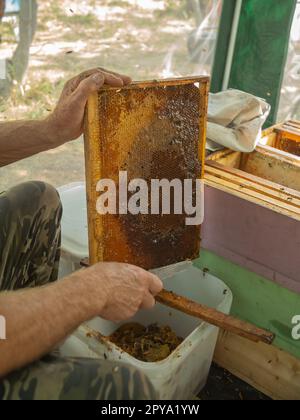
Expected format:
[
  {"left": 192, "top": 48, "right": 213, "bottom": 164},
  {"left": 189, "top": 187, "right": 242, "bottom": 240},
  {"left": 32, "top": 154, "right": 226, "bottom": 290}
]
[
  {"left": 45, "top": 68, "right": 131, "bottom": 145},
  {"left": 0, "top": 260, "right": 161, "bottom": 377},
  {"left": 85, "top": 262, "right": 163, "bottom": 322}
]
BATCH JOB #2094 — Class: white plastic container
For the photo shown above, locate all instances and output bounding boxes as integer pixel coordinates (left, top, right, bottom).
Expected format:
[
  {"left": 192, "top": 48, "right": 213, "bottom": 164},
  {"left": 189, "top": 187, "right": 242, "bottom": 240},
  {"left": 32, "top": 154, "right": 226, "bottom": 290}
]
[
  {"left": 57, "top": 183, "right": 233, "bottom": 399},
  {"left": 62, "top": 265, "right": 232, "bottom": 400},
  {"left": 57, "top": 182, "right": 89, "bottom": 277}
]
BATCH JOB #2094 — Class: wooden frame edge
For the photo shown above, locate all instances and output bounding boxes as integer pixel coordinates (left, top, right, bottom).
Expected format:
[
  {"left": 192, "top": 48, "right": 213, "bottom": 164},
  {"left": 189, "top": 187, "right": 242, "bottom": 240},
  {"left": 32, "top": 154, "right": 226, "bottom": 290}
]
[{"left": 84, "top": 92, "right": 104, "bottom": 264}]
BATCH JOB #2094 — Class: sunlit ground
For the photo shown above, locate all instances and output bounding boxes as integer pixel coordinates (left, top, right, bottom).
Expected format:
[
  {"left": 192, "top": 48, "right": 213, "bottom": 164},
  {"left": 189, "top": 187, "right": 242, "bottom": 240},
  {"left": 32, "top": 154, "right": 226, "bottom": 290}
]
[{"left": 0, "top": 0, "right": 219, "bottom": 191}]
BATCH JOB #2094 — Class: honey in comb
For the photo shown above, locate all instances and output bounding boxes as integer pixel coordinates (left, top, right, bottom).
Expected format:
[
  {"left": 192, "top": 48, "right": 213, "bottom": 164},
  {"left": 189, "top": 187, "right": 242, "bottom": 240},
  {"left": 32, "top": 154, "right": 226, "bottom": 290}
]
[
  {"left": 117, "top": 84, "right": 200, "bottom": 268},
  {"left": 278, "top": 138, "right": 300, "bottom": 157},
  {"left": 84, "top": 78, "right": 209, "bottom": 269}
]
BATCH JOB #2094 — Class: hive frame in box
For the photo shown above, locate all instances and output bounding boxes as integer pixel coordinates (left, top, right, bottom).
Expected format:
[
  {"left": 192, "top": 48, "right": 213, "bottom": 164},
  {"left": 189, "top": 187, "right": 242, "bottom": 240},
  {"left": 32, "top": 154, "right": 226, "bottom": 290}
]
[
  {"left": 260, "top": 120, "right": 300, "bottom": 157},
  {"left": 84, "top": 77, "right": 209, "bottom": 268}
]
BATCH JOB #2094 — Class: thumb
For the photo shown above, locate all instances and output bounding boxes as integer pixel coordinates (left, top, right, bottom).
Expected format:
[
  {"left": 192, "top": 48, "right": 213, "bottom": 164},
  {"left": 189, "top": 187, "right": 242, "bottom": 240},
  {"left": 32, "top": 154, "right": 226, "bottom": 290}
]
[{"left": 72, "top": 72, "right": 105, "bottom": 105}]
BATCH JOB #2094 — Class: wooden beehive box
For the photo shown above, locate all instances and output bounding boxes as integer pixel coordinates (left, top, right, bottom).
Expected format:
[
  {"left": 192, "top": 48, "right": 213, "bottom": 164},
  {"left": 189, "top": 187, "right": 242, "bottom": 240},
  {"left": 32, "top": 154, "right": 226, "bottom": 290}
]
[
  {"left": 202, "top": 123, "right": 300, "bottom": 399},
  {"left": 203, "top": 123, "right": 300, "bottom": 295},
  {"left": 205, "top": 146, "right": 300, "bottom": 210},
  {"left": 205, "top": 121, "right": 300, "bottom": 210},
  {"left": 84, "top": 77, "right": 209, "bottom": 268}
]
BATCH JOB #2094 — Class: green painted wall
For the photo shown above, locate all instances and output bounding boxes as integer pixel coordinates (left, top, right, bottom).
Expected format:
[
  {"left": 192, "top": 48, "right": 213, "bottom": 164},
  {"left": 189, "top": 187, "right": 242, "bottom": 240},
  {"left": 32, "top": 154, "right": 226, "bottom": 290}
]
[
  {"left": 194, "top": 249, "right": 300, "bottom": 360},
  {"left": 212, "top": 0, "right": 296, "bottom": 126},
  {"left": 210, "top": 0, "right": 236, "bottom": 93},
  {"left": 229, "top": 0, "right": 296, "bottom": 126}
]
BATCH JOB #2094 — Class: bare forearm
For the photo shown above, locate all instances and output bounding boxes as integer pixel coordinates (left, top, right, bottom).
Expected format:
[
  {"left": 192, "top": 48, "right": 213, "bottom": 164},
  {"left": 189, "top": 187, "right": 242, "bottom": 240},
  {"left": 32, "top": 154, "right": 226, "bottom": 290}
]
[
  {"left": 0, "top": 260, "right": 162, "bottom": 378},
  {"left": 0, "top": 270, "right": 103, "bottom": 377},
  {"left": 0, "top": 69, "right": 131, "bottom": 167},
  {"left": 0, "top": 119, "right": 60, "bottom": 167}
]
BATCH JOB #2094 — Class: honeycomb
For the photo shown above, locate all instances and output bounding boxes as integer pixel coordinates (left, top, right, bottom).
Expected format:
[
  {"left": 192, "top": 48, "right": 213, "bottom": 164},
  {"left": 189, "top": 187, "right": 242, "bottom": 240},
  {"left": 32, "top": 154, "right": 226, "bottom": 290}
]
[{"left": 84, "top": 77, "right": 209, "bottom": 269}]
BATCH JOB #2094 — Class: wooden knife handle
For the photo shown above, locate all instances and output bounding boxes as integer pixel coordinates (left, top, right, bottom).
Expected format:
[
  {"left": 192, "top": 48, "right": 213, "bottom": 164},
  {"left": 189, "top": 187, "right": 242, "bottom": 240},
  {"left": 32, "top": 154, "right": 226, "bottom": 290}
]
[{"left": 156, "top": 289, "right": 275, "bottom": 345}]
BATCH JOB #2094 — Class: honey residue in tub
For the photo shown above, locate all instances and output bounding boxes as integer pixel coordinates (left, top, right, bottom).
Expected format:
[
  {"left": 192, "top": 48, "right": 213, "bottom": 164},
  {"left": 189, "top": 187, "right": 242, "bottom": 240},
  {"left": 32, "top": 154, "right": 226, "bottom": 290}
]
[{"left": 108, "top": 322, "right": 183, "bottom": 362}]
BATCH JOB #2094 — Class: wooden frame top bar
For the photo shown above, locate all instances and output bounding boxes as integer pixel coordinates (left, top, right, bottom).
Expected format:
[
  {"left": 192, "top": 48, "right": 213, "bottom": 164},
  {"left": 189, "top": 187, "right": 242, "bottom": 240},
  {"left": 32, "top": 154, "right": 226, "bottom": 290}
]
[{"left": 98, "top": 76, "right": 210, "bottom": 91}]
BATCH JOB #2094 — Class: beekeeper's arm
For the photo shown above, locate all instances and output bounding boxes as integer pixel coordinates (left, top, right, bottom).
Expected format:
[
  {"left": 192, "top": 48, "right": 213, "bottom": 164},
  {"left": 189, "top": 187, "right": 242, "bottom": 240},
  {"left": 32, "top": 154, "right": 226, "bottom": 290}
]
[
  {"left": 0, "top": 262, "right": 162, "bottom": 377},
  {"left": 0, "top": 68, "right": 131, "bottom": 167}
]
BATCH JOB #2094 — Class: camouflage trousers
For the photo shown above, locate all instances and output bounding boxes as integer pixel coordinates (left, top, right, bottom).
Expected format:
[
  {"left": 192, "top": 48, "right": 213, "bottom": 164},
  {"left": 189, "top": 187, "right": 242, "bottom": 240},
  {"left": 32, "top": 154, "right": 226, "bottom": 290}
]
[{"left": 0, "top": 181, "right": 156, "bottom": 400}]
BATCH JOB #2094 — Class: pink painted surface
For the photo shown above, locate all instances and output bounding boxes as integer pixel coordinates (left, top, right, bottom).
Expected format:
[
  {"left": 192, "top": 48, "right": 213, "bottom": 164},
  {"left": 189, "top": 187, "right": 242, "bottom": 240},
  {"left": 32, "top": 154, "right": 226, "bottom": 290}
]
[{"left": 202, "top": 186, "right": 300, "bottom": 294}]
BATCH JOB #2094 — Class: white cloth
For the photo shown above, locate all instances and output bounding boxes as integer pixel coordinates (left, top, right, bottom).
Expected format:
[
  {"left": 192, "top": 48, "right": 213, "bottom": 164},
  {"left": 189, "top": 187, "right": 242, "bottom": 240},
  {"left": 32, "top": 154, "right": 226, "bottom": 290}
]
[{"left": 206, "top": 89, "right": 271, "bottom": 152}]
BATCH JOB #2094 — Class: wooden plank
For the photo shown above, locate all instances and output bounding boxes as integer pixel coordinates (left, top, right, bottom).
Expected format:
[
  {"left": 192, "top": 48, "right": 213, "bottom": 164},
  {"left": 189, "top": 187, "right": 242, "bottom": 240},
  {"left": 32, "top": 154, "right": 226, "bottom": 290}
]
[
  {"left": 256, "top": 144, "right": 300, "bottom": 166},
  {"left": 261, "top": 123, "right": 283, "bottom": 138},
  {"left": 257, "top": 144, "right": 300, "bottom": 165},
  {"left": 84, "top": 93, "right": 104, "bottom": 264},
  {"left": 288, "top": 120, "right": 300, "bottom": 129},
  {"left": 256, "top": 145, "right": 300, "bottom": 166},
  {"left": 260, "top": 132, "right": 278, "bottom": 147},
  {"left": 98, "top": 76, "right": 210, "bottom": 92},
  {"left": 206, "top": 139, "right": 300, "bottom": 167},
  {"left": 205, "top": 178, "right": 300, "bottom": 221},
  {"left": 206, "top": 161, "right": 300, "bottom": 204},
  {"left": 243, "top": 149, "right": 300, "bottom": 191},
  {"left": 206, "top": 148, "right": 238, "bottom": 163},
  {"left": 207, "top": 150, "right": 242, "bottom": 168},
  {"left": 205, "top": 165, "right": 300, "bottom": 216},
  {"left": 214, "top": 331, "right": 300, "bottom": 400},
  {"left": 281, "top": 122, "right": 300, "bottom": 132},
  {"left": 204, "top": 176, "right": 300, "bottom": 222}
]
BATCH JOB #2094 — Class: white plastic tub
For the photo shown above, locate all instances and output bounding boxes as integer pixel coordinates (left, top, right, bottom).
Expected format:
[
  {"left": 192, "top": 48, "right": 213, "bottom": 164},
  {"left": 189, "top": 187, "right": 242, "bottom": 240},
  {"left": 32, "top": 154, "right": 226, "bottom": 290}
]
[
  {"left": 57, "top": 183, "right": 233, "bottom": 399},
  {"left": 57, "top": 182, "right": 89, "bottom": 277},
  {"left": 62, "top": 264, "right": 232, "bottom": 400}
]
